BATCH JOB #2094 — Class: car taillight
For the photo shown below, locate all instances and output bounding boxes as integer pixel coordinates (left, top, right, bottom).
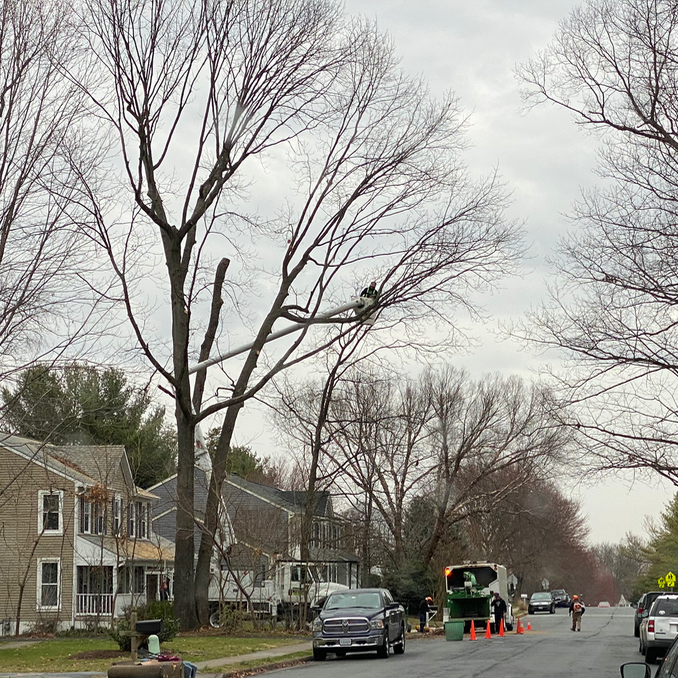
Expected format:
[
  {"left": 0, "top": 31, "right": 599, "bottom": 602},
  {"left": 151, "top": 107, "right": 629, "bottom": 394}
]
[{"left": 649, "top": 620, "right": 655, "bottom": 633}]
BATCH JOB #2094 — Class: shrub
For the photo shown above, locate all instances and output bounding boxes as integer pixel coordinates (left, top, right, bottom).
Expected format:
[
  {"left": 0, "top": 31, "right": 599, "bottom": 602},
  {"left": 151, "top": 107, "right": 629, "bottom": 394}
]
[
  {"left": 110, "top": 601, "right": 180, "bottom": 651},
  {"left": 214, "top": 605, "right": 245, "bottom": 633}
]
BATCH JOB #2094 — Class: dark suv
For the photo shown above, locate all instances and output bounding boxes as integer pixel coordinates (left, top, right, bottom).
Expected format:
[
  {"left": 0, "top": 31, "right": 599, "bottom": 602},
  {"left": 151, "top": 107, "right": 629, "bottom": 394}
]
[
  {"left": 312, "top": 588, "right": 406, "bottom": 661},
  {"left": 635, "top": 591, "right": 663, "bottom": 637},
  {"left": 551, "top": 589, "right": 570, "bottom": 608}
]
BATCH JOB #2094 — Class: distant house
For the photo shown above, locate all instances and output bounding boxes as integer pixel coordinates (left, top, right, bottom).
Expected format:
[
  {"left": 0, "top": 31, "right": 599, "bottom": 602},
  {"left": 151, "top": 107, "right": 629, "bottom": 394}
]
[
  {"left": 150, "top": 463, "right": 360, "bottom": 609},
  {"left": 0, "top": 433, "right": 174, "bottom": 635}
]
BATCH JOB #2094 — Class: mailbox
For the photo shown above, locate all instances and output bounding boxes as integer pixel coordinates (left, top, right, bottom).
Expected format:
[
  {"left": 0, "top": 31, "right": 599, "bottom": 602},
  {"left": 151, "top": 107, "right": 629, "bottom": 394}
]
[{"left": 135, "top": 619, "right": 163, "bottom": 635}]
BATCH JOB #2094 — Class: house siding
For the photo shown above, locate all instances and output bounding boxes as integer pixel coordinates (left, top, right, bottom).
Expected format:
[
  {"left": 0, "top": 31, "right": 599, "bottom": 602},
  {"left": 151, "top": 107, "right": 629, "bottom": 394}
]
[
  {"left": 0, "top": 446, "right": 76, "bottom": 630},
  {"left": 0, "top": 437, "right": 166, "bottom": 634}
]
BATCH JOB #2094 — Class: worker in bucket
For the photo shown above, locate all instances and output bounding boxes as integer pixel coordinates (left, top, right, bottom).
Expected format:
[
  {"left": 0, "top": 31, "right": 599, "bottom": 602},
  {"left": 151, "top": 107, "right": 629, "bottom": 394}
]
[
  {"left": 360, "top": 280, "right": 379, "bottom": 299},
  {"left": 419, "top": 596, "right": 434, "bottom": 633},
  {"left": 490, "top": 591, "right": 507, "bottom": 634}
]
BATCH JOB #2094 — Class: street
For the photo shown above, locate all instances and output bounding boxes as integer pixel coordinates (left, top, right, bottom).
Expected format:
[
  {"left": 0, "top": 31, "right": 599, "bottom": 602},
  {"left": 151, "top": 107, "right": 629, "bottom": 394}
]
[{"left": 276, "top": 607, "right": 642, "bottom": 678}]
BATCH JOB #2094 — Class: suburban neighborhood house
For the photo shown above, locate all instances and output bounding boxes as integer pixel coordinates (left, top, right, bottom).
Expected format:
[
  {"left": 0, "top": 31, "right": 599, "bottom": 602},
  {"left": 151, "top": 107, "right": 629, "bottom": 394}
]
[
  {"left": 150, "top": 458, "right": 360, "bottom": 618},
  {"left": 0, "top": 434, "right": 174, "bottom": 635}
]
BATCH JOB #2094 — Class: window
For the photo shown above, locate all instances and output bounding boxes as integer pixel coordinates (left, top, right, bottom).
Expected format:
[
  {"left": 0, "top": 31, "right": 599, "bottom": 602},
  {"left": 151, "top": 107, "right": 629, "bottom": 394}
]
[
  {"left": 117, "top": 566, "right": 145, "bottom": 594},
  {"left": 127, "top": 502, "right": 135, "bottom": 537},
  {"left": 138, "top": 502, "right": 147, "bottom": 539},
  {"left": 112, "top": 495, "right": 122, "bottom": 534},
  {"left": 126, "top": 501, "right": 149, "bottom": 540},
  {"left": 37, "top": 559, "right": 60, "bottom": 610},
  {"left": 79, "top": 490, "right": 107, "bottom": 535},
  {"left": 80, "top": 494, "right": 91, "bottom": 533},
  {"left": 38, "top": 491, "right": 63, "bottom": 535},
  {"left": 95, "top": 503, "right": 105, "bottom": 535}
]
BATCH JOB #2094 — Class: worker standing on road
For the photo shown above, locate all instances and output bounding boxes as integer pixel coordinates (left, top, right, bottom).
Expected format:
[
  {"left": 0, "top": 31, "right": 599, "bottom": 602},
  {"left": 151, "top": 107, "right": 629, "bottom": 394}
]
[
  {"left": 569, "top": 595, "right": 585, "bottom": 631},
  {"left": 419, "top": 596, "right": 434, "bottom": 633},
  {"left": 490, "top": 591, "right": 507, "bottom": 634}
]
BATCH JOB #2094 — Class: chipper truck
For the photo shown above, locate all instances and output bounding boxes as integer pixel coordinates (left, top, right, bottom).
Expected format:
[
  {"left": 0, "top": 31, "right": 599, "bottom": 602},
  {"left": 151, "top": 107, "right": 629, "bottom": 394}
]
[{"left": 443, "top": 562, "right": 514, "bottom": 632}]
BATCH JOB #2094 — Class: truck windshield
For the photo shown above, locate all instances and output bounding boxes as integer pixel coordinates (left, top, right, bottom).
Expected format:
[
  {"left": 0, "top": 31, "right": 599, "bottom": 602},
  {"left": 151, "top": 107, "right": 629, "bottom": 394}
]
[{"left": 326, "top": 592, "right": 382, "bottom": 610}]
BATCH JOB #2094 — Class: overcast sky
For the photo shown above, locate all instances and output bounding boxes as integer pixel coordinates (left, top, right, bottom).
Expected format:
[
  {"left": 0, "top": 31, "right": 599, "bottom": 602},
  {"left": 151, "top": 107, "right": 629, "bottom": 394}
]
[{"left": 231, "top": 0, "right": 676, "bottom": 546}]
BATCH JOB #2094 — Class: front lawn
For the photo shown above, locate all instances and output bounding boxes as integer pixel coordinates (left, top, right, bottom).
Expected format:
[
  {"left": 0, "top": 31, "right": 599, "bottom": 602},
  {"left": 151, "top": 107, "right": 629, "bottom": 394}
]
[{"left": 0, "top": 635, "right": 308, "bottom": 673}]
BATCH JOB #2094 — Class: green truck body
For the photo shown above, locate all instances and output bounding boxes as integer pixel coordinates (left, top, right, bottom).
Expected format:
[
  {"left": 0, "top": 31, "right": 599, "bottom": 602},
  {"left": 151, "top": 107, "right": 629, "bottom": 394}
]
[{"left": 443, "top": 562, "right": 513, "bottom": 630}]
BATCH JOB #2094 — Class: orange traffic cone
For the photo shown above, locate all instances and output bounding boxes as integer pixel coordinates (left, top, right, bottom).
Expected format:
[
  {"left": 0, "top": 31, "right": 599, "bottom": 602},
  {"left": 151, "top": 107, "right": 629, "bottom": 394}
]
[
  {"left": 485, "top": 620, "right": 492, "bottom": 638},
  {"left": 516, "top": 617, "right": 523, "bottom": 634},
  {"left": 470, "top": 620, "right": 477, "bottom": 641},
  {"left": 499, "top": 619, "right": 505, "bottom": 637},
  {"left": 527, "top": 620, "right": 532, "bottom": 631}
]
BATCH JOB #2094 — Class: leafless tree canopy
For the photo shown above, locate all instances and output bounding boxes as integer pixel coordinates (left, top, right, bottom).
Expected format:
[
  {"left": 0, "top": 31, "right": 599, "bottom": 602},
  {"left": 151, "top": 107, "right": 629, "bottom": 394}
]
[
  {"left": 276, "top": 367, "right": 571, "bottom": 572},
  {"left": 519, "top": 0, "right": 678, "bottom": 485},
  {"left": 0, "top": 0, "right": 107, "bottom": 377},
  {"left": 56, "top": 0, "right": 527, "bottom": 627}
]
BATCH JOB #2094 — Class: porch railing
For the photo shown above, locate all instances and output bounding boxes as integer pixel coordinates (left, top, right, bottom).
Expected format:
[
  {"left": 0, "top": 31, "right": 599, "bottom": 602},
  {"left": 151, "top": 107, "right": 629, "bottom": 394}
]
[{"left": 76, "top": 593, "right": 113, "bottom": 616}]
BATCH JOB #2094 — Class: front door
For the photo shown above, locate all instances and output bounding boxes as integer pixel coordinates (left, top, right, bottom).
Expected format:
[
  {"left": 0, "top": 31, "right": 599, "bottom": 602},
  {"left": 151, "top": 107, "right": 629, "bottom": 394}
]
[{"left": 146, "top": 574, "right": 158, "bottom": 602}]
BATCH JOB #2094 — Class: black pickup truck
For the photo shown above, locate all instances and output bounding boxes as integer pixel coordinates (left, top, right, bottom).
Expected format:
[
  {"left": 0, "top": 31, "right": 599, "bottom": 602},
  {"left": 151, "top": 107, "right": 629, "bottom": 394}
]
[{"left": 311, "top": 588, "right": 406, "bottom": 661}]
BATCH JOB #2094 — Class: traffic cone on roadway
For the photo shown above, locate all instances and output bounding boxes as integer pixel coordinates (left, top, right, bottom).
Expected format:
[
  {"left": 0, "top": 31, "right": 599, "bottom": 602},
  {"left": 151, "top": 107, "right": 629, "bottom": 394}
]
[
  {"left": 470, "top": 620, "right": 477, "bottom": 641},
  {"left": 499, "top": 619, "right": 505, "bottom": 637},
  {"left": 527, "top": 620, "right": 532, "bottom": 631},
  {"left": 516, "top": 618, "right": 523, "bottom": 634},
  {"left": 485, "top": 621, "right": 492, "bottom": 638}
]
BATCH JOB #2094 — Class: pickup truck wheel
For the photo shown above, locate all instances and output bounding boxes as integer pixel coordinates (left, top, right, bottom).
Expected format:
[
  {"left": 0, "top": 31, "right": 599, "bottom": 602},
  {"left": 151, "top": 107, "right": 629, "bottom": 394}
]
[
  {"left": 209, "top": 612, "right": 221, "bottom": 628},
  {"left": 393, "top": 626, "right": 406, "bottom": 655},
  {"left": 376, "top": 637, "right": 390, "bottom": 659},
  {"left": 313, "top": 649, "right": 327, "bottom": 661}
]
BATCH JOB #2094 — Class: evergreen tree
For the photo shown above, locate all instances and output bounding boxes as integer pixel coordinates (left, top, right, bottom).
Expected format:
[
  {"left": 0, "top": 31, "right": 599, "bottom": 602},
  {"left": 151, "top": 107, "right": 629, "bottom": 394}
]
[
  {"left": 632, "top": 494, "right": 678, "bottom": 595},
  {"left": 1, "top": 364, "right": 176, "bottom": 488}
]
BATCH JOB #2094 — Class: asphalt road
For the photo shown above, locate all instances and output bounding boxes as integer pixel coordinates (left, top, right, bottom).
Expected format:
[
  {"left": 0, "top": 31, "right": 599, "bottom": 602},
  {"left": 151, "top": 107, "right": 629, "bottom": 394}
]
[{"left": 275, "top": 607, "right": 643, "bottom": 678}]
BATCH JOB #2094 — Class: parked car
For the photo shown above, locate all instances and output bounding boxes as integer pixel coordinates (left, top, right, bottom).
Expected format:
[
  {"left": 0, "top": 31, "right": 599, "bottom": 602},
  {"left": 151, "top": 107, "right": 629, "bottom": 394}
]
[
  {"left": 635, "top": 591, "right": 663, "bottom": 638},
  {"left": 312, "top": 588, "right": 406, "bottom": 661},
  {"left": 528, "top": 592, "right": 556, "bottom": 614},
  {"left": 639, "top": 594, "right": 678, "bottom": 663},
  {"left": 598, "top": 601, "right": 611, "bottom": 608},
  {"left": 653, "top": 633, "right": 678, "bottom": 678},
  {"left": 551, "top": 589, "right": 570, "bottom": 608}
]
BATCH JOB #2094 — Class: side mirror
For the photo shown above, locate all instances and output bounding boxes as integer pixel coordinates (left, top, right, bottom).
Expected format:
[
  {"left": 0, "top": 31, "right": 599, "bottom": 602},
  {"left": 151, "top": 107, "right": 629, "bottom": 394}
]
[{"left": 620, "top": 663, "right": 651, "bottom": 678}]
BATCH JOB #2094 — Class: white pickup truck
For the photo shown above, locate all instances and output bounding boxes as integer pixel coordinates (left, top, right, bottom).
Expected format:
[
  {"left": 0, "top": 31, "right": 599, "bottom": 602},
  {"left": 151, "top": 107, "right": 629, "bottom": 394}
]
[{"left": 208, "top": 560, "right": 348, "bottom": 626}]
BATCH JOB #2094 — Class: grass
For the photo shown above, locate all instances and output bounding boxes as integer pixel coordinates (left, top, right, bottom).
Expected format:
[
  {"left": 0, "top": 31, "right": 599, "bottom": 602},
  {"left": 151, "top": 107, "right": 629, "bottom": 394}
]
[{"left": 0, "top": 634, "right": 309, "bottom": 674}]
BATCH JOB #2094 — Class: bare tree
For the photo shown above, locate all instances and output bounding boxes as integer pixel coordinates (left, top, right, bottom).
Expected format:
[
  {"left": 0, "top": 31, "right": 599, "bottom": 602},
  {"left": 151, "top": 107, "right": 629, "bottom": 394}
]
[
  {"left": 326, "top": 369, "right": 570, "bottom": 571},
  {"left": 0, "top": 0, "right": 108, "bottom": 382},
  {"left": 518, "top": 0, "right": 678, "bottom": 486},
  {"left": 74, "top": 0, "right": 521, "bottom": 627},
  {"left": 328, "top": 370, "right": 435, "bottom": 568},
  {"left": 422, "top": 370, "right": 570, "bottom": 566}
]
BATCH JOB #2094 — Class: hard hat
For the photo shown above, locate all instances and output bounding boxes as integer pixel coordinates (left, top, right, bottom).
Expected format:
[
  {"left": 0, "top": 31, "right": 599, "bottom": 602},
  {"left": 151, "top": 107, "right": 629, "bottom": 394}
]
[
  {"left": 426, "top": 596, "right": 433, "bottom": 602},
  {"left": 573, "top": 595, "right": 578, "bottom": 600}
]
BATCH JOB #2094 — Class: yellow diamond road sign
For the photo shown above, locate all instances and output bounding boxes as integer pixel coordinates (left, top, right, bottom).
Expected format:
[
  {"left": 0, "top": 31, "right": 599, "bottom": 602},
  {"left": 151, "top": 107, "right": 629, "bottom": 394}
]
[
  {"left": 659, "top": 577, "right": 666, "bottom": 588},
  {"left": 667, "top": 572, "right": 676, "bottom": 587}
]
